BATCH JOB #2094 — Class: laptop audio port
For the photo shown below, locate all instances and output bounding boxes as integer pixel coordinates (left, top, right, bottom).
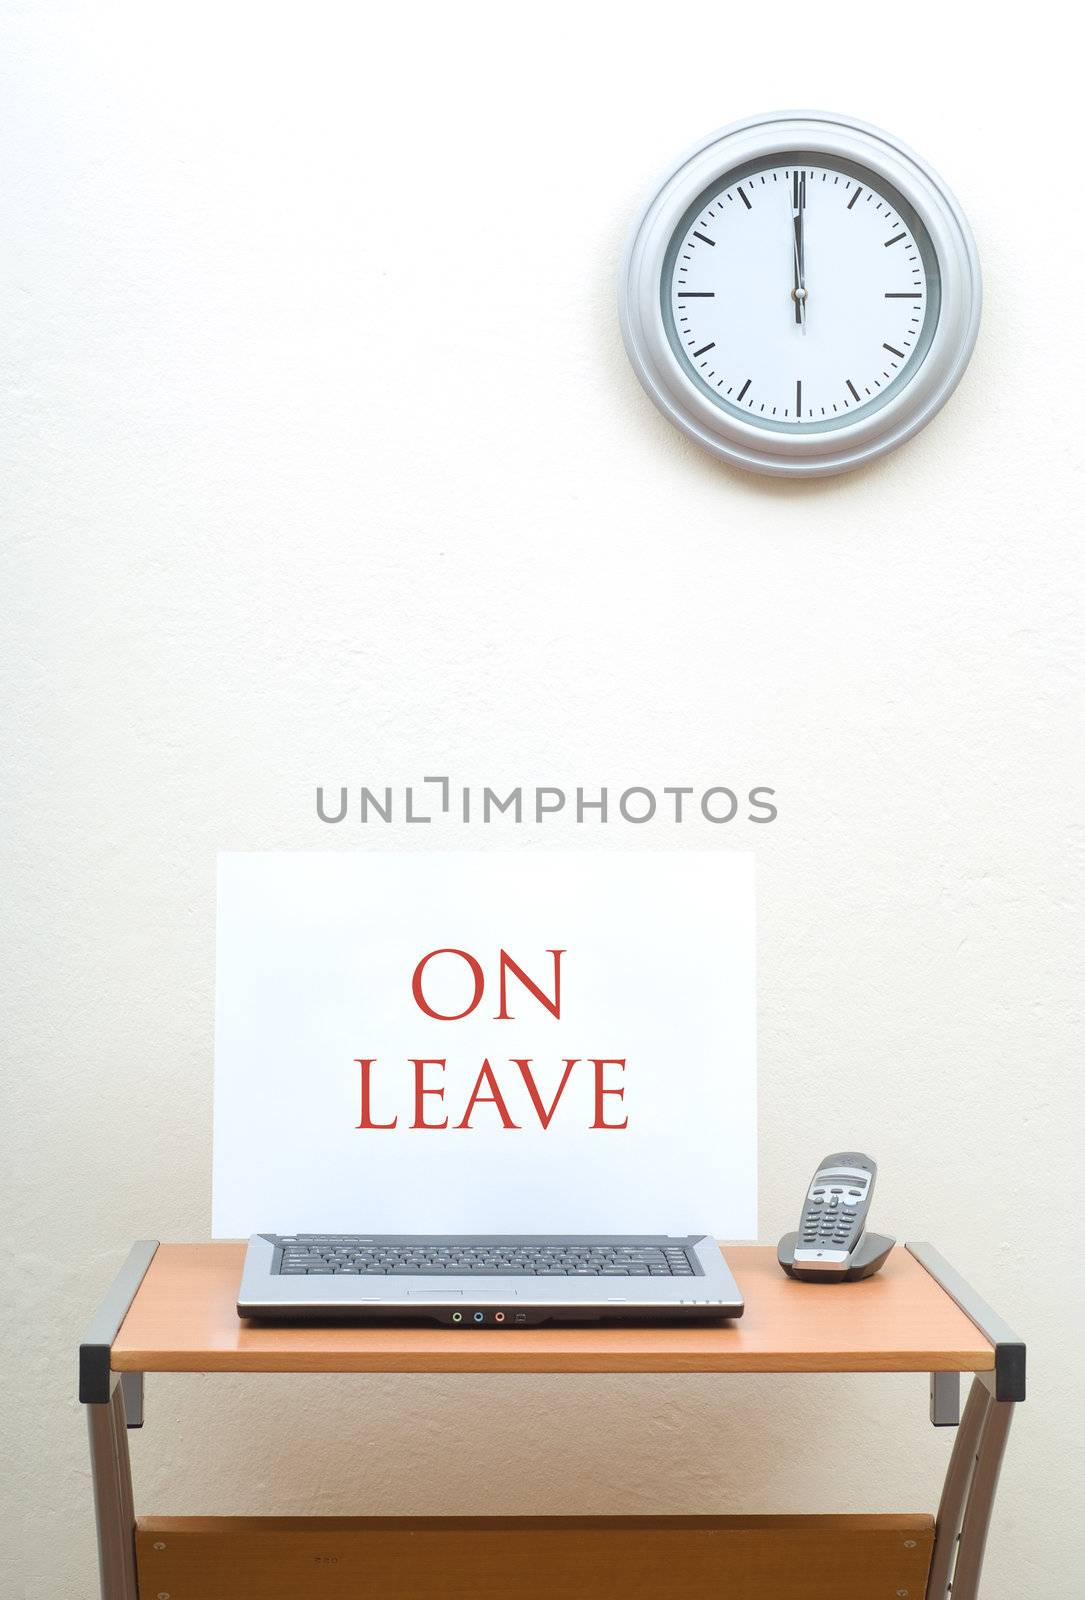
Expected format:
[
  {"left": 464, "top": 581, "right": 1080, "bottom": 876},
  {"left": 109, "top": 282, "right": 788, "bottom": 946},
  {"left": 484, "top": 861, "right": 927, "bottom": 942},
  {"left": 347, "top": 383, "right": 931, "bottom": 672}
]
[
  {"left": 473, "top": 1311, "right": 485, "bottom": 1323},
  {"left": 494, "top": 1311, "right": 506, "bottom": 1323},
  {"left": 451, "top": 1312, "right": 462, "bottom": 1323}
]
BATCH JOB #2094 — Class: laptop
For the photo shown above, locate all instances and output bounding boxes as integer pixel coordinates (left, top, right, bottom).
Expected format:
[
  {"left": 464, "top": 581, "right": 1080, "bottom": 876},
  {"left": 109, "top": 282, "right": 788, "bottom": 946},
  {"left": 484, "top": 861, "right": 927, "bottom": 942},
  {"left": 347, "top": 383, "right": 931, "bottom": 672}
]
[{"left": 237, "top": 1233, "right": 744, "bottom": 1325}]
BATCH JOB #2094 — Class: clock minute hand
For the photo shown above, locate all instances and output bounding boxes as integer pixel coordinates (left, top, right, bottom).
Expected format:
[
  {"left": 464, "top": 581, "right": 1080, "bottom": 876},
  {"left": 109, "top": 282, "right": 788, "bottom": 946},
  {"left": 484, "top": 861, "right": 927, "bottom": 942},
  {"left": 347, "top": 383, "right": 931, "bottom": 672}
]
[{"left": 791, "top": 171, "right": 807, "bottom": 333}]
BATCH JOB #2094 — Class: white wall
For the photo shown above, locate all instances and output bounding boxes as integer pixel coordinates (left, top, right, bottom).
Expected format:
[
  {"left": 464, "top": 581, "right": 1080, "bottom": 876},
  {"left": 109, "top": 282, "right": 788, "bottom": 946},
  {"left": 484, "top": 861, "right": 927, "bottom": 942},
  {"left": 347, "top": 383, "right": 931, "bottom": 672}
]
[{"left": 2, "top": 2, "right": 1082, "bottom": 1595}]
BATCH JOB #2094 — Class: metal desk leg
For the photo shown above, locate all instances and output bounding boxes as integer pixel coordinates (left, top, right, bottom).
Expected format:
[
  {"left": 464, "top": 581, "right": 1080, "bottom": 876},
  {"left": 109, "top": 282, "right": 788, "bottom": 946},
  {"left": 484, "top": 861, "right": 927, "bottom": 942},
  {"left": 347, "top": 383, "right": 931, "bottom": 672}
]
[
  {"left": 81, "top": 1243, "right": 158, "bottom": 1600},
  {"left": 87, "top": 1380, "right": 139, "bottom": 1600},
  {"left": 909, "top": 1244, "right": 1025, "bottom": 1600},
  {"left": 925, "top": 1376, "right": 1015, "bottom": 1600},
  {"left": 948, "top": 1382, "right": 1014, "bottom": 1600}
]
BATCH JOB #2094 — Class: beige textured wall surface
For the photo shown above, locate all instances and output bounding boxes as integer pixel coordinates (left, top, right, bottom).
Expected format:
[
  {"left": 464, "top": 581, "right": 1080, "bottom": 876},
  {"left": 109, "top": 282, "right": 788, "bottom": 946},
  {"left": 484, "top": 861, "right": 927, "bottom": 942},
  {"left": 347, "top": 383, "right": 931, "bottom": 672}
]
[{"left": 2, "top": 3, "right": 1082, "bottom": 1596}]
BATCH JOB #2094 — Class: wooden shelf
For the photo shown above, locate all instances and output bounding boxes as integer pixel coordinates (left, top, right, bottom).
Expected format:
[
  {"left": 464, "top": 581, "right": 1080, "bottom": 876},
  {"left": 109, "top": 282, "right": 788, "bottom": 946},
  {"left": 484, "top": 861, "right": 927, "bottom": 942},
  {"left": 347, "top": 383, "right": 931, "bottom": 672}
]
[
  {"left": 110, "top": 1242, "right": 994, "bottom": 1377},
  {"left": 135, "top": 1513, "right": 936, "bottom": 1600}
]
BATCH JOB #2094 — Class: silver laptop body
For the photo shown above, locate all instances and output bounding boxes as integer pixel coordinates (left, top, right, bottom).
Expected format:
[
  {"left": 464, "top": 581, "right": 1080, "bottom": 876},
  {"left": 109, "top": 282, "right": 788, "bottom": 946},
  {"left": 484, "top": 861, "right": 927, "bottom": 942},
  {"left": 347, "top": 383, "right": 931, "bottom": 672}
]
[{"left": 238, "top": 1233, "right": 744, "bottom": 1324}]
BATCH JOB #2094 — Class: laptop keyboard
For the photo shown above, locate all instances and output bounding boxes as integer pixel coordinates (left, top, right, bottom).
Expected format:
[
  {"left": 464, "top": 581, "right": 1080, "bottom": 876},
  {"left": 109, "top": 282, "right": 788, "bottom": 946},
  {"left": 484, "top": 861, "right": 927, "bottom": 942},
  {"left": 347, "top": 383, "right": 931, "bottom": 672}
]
[{"left": 270, "top": 1235, "right": 700, "bottom": 1277}]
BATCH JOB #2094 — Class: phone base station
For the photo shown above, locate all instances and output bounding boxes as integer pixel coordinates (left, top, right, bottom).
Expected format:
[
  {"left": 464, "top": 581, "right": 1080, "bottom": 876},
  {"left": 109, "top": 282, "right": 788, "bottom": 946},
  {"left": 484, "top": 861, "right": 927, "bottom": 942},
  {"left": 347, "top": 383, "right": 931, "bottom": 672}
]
[{"left": 777, "top": 1231, "right": 896, "bottom": 1283}]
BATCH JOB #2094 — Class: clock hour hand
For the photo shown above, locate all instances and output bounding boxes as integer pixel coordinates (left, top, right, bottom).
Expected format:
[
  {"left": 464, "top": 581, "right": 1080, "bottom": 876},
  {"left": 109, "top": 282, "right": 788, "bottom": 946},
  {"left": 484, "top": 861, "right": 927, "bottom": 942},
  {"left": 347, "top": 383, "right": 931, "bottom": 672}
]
[{"left": 790, "top": 170, "right": 807, "bottom": 333}]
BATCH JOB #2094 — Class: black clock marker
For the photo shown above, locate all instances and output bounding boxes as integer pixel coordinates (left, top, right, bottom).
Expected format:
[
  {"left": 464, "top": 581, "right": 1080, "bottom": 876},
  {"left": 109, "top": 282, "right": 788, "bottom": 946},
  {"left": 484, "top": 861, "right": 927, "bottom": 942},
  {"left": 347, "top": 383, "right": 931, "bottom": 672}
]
[
  {"left": 884, "top": 232, "right": 906, "bottom": 247},
  {"left": 846, "top": 379, "right": 861, "bottom": 402},
  {"left": 737, "top": 378, "right": 752, "bottom": 401},
  {"left": 796, "top": 380, "right": 802, "bottom": 416},
  {"left": 847, "top": 187, "right": 862, "bottom": 209},
  {"left": 693, "top": 342, "right": 715, "bottom": 358},
  {"left": 885, "top": 292, "right": 922, "bottom": 299},
  {"left": 883, "top": 342, "right": 905, "bottom": 358},
  {"left": 678, "top": 291, "right": 715, "bottom": 298},
  {"left": 692, "top": 231, "right": 716, "bottom": 246},
  {"left": 738, "top": 186, "right": 752, "bottom": 209}
]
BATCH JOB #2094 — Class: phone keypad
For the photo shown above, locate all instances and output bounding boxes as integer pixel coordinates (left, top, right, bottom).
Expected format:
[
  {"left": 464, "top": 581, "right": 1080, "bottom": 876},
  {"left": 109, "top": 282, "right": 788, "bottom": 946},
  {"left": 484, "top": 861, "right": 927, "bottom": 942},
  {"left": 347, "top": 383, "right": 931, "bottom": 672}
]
[{"left": 799, "top": 1169, "right": 870, "bottom": 1249}]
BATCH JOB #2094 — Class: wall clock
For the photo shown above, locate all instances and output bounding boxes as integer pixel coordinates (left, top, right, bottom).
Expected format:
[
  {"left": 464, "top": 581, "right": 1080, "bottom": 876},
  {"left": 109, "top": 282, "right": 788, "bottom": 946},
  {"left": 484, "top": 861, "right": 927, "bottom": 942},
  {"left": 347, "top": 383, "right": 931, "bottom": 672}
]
[{"left": 619, "top": 111, "right": 981, "bottom": 477}]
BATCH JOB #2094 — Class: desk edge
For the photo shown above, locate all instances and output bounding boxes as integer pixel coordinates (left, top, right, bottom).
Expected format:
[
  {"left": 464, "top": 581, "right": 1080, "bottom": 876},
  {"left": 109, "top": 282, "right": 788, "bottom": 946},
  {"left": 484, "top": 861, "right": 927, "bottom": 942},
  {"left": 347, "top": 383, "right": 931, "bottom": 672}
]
[
  {"left": 905, "top": 1242, "right": 1025, "bottom": 1401},
  {"left": 79, "top": 1241, "right": 159, "bottom": 1404}
]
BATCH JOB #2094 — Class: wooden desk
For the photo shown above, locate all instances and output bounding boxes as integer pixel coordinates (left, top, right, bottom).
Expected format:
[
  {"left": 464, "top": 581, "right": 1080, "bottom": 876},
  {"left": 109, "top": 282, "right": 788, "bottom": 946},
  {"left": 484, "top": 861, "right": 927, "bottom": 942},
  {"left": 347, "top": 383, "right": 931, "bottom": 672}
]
[
  {"left": 80, "top": 1242, "right": 1024, "bottom": 1600},
  {"left": 110, "top": 1241, "right": 993, "bottom": 1376}
]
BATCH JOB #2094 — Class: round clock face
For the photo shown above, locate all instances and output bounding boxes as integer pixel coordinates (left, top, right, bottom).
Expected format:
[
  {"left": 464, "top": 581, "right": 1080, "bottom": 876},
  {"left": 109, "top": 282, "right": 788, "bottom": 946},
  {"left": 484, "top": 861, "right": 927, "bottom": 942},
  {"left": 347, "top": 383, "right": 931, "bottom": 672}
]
[
  {"left": 666, "top": 162, "right": 937, "bottom": 432},
  {"left": 620, "top": 114, "right": 981, "bottom": 477}
]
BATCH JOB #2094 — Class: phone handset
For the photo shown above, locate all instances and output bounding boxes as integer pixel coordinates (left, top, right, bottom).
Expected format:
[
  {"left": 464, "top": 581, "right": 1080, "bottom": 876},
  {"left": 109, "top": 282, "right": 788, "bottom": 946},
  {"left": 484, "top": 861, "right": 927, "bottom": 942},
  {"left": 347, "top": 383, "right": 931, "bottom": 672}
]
[{"left": 778, "top": 1151, "right": 895, "bottom": 1283}]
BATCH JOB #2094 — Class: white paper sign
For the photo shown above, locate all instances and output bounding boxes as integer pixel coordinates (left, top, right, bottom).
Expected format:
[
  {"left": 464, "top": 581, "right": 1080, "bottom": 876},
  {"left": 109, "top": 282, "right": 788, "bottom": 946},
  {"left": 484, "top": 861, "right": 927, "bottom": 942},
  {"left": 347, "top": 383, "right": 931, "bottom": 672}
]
[{"left": 212, "top": 852, "right": 757, "bottom": 1239}]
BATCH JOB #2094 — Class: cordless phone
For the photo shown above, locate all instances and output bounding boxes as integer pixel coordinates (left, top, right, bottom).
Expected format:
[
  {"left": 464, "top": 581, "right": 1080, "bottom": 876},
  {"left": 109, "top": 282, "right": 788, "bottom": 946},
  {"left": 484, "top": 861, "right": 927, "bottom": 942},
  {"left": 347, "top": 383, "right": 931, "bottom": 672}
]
[{"left": 777, "top": 1151, "right": 895, "bottom": 1283}]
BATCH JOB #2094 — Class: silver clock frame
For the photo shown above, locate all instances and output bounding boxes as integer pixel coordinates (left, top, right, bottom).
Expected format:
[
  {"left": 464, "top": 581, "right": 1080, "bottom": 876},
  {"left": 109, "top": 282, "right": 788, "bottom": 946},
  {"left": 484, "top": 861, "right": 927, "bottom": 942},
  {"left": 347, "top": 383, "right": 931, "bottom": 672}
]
[{"left": 619, "top": 111, "right": 981, "bottom": 478}]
